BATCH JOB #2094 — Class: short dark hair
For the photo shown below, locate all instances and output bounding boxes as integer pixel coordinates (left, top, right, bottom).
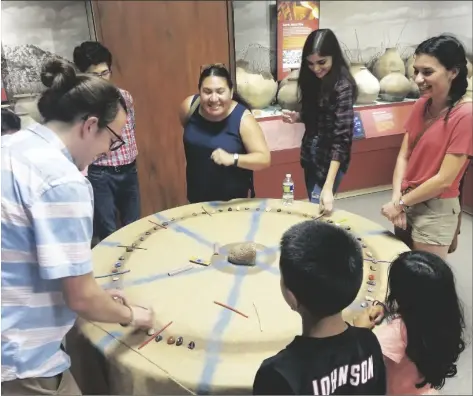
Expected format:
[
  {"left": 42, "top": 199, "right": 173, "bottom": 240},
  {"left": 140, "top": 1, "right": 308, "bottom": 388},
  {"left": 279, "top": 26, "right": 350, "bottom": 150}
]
[
  {"left": 298, "top": 28, "right": 358, "bottom": 122},
  {"left": 415, "top": 34, "right": 468, "bottom": 121},
  {"left": 37, "top": 58, "right": 126, "bottom": 128},
  {"left": 73, "top": 41, "right": 112, "bottom": 72},
  {"left": 386, "top": 251, "right": 466, "bottom": 390},
  {"left": 1, "top": 108, "right": 21, "bottom": 135},
  {"left": 280, "top": 221, "right": 363, "bottom": 318}
]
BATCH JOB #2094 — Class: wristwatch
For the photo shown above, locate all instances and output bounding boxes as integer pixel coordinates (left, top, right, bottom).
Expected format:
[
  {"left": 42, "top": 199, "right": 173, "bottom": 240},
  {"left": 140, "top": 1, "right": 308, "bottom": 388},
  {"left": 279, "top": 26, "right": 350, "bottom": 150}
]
[
  {"left": 233, "top": 153, "right": 239, "bottom": 166},
  {"left": 398, "top": 198, "right": 408, "bottom": 211}
]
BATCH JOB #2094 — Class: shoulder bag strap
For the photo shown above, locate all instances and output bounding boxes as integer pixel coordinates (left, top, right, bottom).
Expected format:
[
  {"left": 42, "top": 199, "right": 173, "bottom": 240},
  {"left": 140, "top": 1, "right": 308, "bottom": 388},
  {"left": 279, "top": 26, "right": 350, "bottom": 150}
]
[{"left": 186, "top": 96, "right": 201, "bottom": 124}]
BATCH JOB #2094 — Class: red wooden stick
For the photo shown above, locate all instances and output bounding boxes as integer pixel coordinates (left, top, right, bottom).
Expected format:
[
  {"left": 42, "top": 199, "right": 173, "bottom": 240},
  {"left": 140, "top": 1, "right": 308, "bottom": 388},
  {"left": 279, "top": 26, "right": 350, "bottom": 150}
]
[
  {"left": 138, "top": 321, "right": 173, "bottom": 350},
  {"left": 214, "top": 301, "right": 249, "bottom": 318}
]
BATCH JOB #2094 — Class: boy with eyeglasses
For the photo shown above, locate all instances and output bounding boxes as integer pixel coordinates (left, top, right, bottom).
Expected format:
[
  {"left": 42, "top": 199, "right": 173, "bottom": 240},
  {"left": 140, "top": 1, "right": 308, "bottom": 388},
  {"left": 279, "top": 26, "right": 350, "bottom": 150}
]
[{"left": 73, "top": 41, "right": 140, "bottom": 244}]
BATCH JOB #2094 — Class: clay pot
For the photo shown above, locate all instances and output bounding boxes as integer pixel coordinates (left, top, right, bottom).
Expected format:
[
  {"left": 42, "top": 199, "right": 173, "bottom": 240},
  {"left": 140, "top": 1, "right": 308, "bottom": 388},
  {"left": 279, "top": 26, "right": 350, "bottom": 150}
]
[
  {"left": 379, "top": 71, "right": 411, "bottom": 102},
  {"left": 277, "top": 70, "right": 300, "bottom": 111},
  {"left": 467, "top": 58, "right": 472, "bottom": 79},
  {"left": 349, "top": 62, "right": 366, "bottom": 77},
  {"left": 353, "top": 67, "right": 380, "bottom": 104},
  {"left": 277, "top": 81, "right": 301, "bottom": 111},
  {"left": 466, "top": 77, "right": 472, "bottom": 99},
  {"left": 405, "top": 55, "right": 415, "bottom": 79},
  {"left": 406, "top": 78, "right": 420, "bottom": 99},
  {"left": 279, "top": 69, "right": 299, "bottom": 89},
  {"left": 236, "top": 67, "right": 278, "bottom": 109},
  {"left": 374, "top": 48, "right": 406, "bottom": 80}
]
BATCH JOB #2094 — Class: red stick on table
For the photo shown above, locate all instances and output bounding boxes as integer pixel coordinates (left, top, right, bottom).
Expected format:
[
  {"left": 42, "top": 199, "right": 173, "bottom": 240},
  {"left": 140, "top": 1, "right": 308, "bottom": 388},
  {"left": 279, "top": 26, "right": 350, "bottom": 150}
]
[
  {"left": 214, "top": 301, "right": 249, "bottom": 319},
  {"left": 138, "top": 321, "right": 173, "bottom": 350}
]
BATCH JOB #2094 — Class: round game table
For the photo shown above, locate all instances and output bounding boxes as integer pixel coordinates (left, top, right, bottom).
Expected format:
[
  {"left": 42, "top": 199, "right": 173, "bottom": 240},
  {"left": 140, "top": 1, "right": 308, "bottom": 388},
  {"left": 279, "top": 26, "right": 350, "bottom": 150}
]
[{"left": 68, "top": 198, "right": 408, "bottom": 395}]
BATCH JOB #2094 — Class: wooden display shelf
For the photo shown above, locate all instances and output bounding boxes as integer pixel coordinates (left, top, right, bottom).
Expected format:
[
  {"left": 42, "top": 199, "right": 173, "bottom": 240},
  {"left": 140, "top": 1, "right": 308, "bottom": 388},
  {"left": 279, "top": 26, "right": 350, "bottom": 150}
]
[{"left": 254, "top": 101, "right": 416, "bottom": 200}]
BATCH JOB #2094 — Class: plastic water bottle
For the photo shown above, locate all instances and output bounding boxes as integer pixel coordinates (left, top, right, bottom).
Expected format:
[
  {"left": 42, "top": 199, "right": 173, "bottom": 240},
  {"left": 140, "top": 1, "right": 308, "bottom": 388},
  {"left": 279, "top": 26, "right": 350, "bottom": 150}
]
[{"left": 282, "top": 174, "right": 294, "bottom": 205}]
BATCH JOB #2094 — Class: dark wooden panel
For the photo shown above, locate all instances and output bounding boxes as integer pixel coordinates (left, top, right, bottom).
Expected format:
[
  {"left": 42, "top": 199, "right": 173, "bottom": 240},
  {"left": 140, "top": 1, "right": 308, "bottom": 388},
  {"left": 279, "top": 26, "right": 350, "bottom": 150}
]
[{"left": 92, "top": 1, "right": 231, "bottom": 215}]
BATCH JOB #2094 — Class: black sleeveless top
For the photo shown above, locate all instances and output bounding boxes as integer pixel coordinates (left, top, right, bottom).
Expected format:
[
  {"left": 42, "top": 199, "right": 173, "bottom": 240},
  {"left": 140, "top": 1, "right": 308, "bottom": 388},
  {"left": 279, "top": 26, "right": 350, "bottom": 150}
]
[{"left": 183, "top": 95, "right": 254, "bottom": 203}]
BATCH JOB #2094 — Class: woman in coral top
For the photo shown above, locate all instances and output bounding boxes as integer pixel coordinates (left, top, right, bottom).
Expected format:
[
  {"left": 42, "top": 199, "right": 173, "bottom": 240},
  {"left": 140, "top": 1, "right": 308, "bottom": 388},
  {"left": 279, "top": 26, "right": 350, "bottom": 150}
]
[{"left": 381, "top": 35, "right": 473, "bottom": 259}]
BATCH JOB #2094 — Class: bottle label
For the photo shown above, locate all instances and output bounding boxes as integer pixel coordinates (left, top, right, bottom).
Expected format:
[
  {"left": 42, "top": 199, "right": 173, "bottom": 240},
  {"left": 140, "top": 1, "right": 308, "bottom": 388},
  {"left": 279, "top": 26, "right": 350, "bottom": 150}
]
[{"left": 283, "top": 184, "right": 294, "bottom": 193}]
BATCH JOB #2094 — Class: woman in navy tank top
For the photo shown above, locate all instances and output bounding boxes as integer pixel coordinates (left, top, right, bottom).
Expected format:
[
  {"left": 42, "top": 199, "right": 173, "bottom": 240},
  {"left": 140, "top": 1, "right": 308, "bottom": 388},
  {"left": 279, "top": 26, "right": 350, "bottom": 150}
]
[{"left": 179, "top": 65, "right": 270, "bottom": 203}]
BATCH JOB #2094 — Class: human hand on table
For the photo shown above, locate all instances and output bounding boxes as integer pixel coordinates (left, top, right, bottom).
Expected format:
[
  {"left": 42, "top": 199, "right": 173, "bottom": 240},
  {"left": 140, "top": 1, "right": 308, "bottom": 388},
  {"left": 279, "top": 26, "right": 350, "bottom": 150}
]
[
  {"left": 211, "top": 148, "right": 234, "bottom": 167},
  {"left": 281, "top": 110, "right": 300, "bottom": 124},
  {"left": 129, "top": 305, "right": 155, "bottom": 329},
  {"left": 108, "top": 290, "right": 155, "bottom": 329},
  {"left": 353, "top": 304, "right": 385, "bottom": 329},
  {"left": 319, "top": 188, "right": 334, "bottom": 215}
]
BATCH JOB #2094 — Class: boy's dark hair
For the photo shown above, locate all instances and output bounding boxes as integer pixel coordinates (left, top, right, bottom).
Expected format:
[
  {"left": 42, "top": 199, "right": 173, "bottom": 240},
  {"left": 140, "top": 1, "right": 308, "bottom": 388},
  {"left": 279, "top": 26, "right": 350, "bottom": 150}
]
[
  {"left": 73, "top": 41, "right": 112, "bottom": 72},
  {"left": 280, "top": 221, "right": 363, "bottom": 317},
  {"left": 1, "top": 108, "right": 21, "bottom": 135},
  {"left": 386, "top": 251, "right": 466, "bottom": 390}
]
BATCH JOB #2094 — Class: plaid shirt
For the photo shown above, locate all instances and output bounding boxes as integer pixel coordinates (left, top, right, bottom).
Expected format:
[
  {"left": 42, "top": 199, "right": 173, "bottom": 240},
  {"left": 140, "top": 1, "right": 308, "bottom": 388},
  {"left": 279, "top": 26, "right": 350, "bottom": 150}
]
[
  {"left": 300, "top": 77, "right": 355, "bottom": 186},
  {"left": 93, "top": 88, "right": 138, "bottom": 167}
]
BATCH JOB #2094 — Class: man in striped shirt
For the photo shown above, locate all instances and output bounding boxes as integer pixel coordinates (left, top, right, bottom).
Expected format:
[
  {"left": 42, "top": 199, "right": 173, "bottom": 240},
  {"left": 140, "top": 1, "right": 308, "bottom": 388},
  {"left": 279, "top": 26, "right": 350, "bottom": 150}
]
[
  {"left": 1, "top": 58, "right": 154, "bottom": 395},
  {"left": 73, "top": 41, "right": 140, "bottom": 243}
]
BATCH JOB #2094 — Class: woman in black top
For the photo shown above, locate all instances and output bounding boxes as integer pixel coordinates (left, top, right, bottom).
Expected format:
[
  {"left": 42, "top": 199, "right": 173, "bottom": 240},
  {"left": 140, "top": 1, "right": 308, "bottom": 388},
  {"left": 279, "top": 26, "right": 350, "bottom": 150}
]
[
  {"left": 282, "top": 29, "right": 358, "bottom": 214},
  {"left": 178, "top": 65, "right": 270, "bottom": 203}
]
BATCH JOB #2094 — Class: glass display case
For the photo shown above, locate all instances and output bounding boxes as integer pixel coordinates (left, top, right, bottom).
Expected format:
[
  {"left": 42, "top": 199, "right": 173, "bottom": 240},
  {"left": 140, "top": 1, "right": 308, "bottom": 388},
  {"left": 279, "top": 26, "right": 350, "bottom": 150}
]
[{"left": 231, "top": 0, "right": 472, "bottom": 119}]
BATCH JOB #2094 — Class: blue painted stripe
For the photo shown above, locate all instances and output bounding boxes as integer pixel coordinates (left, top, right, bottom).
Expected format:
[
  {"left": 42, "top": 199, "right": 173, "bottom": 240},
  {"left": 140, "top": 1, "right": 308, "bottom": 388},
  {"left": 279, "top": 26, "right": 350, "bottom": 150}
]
[
  {"left": 358, "top": 229, "right": 392, "bottom": 238},
  {"left": 197, "top": 200, "right": 267, "bottom": 393},
  {"left": 245, "top": 200, "right": 267, "bottom": 241},
  {"left": 197, "top": 266, "right": 248, "bottom": 394},
  {"left": 260, "top": 245, "right": 279, "bottom": 256},
  {"left": 100, "top": 260, "right": 226, "bottom": 290},
  {"left": 97, "top": 240, "right": 121, "bottom": 247},
  {"left": 154, "top": 213, "right": 214, "bottom": 248},
  {"left": 1, "top": 305, "right": 76, "bottom": 330},
  {"left": 257, "top": 260, "right": 280, "bottom": 276},
  {"left": 96, "top": 331, "right": 123, "bottom": 353}
]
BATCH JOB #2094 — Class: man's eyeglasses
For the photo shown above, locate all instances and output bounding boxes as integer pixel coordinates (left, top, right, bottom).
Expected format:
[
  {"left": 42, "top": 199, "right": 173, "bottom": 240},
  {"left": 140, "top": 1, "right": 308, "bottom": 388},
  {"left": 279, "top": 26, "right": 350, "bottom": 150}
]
[
  {"left": 91, "top": 69, "right": 112, "bottom": 78},
  {"left": 106, "top": 125, "right": 125, "bottom": 151}
]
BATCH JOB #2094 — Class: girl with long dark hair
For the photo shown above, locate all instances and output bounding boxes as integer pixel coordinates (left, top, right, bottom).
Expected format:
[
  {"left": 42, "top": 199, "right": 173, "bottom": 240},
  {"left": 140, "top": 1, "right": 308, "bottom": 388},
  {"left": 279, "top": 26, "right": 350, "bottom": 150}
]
[
  {"left": 381, "top": 35, "right": 472, "bottom": 259},
  {"left": 179, "top": 64, "right": 270, "bottom": 203},
  {"left": 355, "top": 251, "right": 466, "bottom": 394},
  {"left": 282, "top": 29, "right": 358, "bottom": 214}
]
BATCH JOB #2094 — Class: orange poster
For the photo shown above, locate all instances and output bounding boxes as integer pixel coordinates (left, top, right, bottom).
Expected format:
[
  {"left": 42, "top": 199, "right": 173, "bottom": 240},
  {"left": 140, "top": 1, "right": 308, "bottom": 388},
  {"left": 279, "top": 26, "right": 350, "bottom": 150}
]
[{"left": 277, "top": 1, "right": 319, "bottom": 81}]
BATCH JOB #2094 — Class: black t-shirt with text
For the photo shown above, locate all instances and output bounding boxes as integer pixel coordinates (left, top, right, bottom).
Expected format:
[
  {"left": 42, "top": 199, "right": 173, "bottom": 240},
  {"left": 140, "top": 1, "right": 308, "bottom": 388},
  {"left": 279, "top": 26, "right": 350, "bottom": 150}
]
[{"left": 253, "top": 325, "right": 386, "bottom": 395}]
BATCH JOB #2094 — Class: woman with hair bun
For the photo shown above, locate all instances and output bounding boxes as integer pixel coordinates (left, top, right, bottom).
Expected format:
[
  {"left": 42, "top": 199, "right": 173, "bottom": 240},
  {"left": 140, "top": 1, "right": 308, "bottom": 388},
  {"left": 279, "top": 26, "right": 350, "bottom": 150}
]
[
  {"left": 381, "top": 35, "right": 473, "bottom": 259},
  {"left": 1, "top": 58, "right": 155, "bottom": 395}
]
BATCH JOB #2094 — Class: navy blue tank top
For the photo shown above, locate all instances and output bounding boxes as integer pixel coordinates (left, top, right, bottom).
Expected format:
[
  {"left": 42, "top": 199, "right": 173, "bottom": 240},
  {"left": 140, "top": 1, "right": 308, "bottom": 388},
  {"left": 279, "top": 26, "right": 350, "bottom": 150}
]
[{"left": 183, "top": 95, "right": 254, "bottom": 203}]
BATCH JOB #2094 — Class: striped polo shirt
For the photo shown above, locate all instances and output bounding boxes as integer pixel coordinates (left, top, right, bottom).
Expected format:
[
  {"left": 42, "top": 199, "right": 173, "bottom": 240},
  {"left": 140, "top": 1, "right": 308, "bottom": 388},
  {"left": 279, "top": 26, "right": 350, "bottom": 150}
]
[{"left": 1, "top": 123, "right": 94, "bottom": 381}]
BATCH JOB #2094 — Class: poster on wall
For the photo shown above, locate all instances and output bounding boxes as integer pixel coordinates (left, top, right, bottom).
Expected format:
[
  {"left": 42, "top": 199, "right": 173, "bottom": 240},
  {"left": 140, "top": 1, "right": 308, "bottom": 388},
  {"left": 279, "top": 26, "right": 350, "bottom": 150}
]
[{"left": 277, "top": 1, "right": 319, "bottom": 81}]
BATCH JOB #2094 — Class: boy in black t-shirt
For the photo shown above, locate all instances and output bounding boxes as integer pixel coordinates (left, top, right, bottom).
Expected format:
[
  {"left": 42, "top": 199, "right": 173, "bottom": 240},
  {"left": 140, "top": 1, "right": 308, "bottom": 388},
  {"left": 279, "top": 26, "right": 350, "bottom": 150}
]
[{"left": 253, "top": 221, "right": 386, "bottom": 395}]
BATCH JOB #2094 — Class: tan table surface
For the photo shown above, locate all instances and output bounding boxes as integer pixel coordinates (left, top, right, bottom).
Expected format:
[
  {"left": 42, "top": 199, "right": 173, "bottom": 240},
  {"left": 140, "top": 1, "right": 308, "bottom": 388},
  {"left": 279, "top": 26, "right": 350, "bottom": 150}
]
[{"left": 71, "top": 198, "right": 408, "bottom": 395}]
